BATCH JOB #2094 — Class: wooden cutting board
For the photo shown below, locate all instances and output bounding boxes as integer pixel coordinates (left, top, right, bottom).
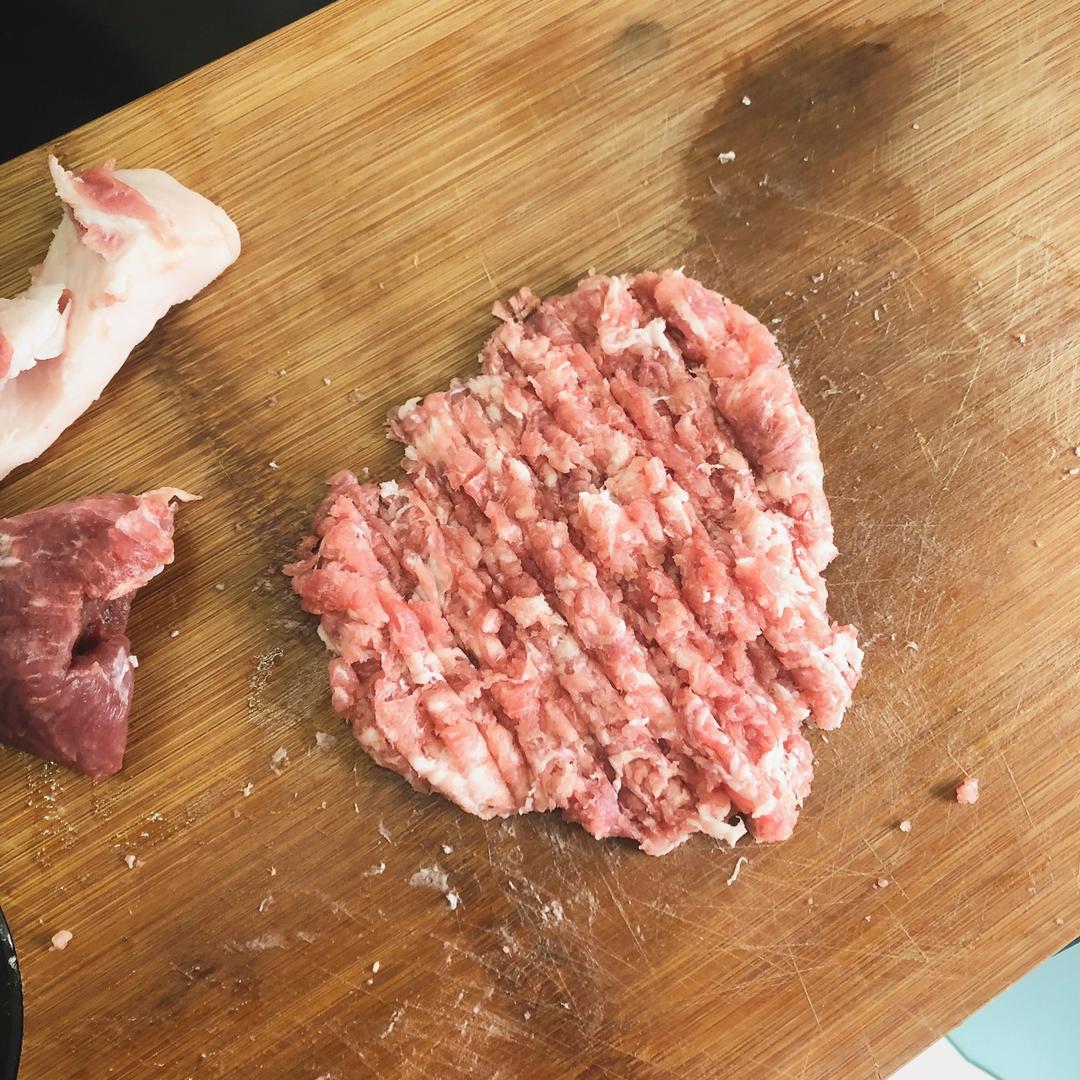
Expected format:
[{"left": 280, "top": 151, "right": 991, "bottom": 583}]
[{"left": 1, "top": 0, "right": 1077, "bottom": 1076}]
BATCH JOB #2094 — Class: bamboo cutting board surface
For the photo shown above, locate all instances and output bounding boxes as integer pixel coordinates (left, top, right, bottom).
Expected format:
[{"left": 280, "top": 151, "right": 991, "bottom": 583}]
[{"left": 1, "top": 0, "right": 1078, "bottom": 1076}]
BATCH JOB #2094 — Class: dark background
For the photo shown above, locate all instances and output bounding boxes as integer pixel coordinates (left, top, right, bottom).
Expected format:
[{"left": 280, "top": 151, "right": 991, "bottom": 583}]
[{"left": 1, "top": 0, "right": 329, "bottom": 162}]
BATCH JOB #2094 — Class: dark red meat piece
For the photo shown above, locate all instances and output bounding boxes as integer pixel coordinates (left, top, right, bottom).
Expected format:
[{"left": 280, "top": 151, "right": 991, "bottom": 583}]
[{"left": 0, "top": 489, "right": 191, "bottom": 776}]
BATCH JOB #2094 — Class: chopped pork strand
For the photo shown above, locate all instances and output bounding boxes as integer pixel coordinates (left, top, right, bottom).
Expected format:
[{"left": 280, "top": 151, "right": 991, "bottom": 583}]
[
  {"left": 286, "top": 270, "right": 861, "bottom": 855},
  {"left": 0, "top": 156, "right": 239, "bottom": 481}
]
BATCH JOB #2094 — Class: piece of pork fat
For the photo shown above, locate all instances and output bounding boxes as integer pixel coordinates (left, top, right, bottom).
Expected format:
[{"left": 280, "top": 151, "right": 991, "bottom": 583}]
[
  {"left": 0, "top": 488, "right": 196, "bottom": 776},
  {"left": 0, "top": 156, "right": 240, "bottom": 481}
]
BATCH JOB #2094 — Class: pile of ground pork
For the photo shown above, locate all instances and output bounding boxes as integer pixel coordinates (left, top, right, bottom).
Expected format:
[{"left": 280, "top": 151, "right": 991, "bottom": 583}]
[{"left": 287, "top": 270, "right": 861, "bottom": 855}]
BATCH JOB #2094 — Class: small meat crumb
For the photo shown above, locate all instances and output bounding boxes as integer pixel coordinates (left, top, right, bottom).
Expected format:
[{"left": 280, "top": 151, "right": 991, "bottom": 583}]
[
  {"left": 810, "top": 272, "right": 825, "bottom": 284},
  {"left": 876, "top": 877, "right": 890, "bottom": 890},
  {"left": 441, "top": 844, "right": 454, "bottom": 855},
  {"left": 169, "top": 628, "right": 181, "bottom": 639},
  {"left": 716, "top": 150, "right": 736, "bottom": 164},
  {"left": 409, "top": 865, "right": 448, "bottom": 892},
  {"left": 322, "top": 376, "right": 332, "bottom": 386},
  {"left": 269, "top": 866, "right": 277, "bottom": 876},
  {"left": 50, "top": 930, "right": 72, "bottom": 951},
  {"left": 898, "top": 819, "right": 913, "bottom": 833},
  {"left": 377, "top": 821, "right": 392, "bottom": 842},
  {"left": 1015, "top": 333, "right": 1027, "bottom": 345},
  {"left": 741, "top": 95, "right": 752, "bottom": 106},
  {"left": 371, "top": 960, "right": 381, "bottom": 974},
  {"left": 314, "top": 731, "right": 336, "bottom": 750},
  {"left": 270, "top": 747, "right": 290, "bottom": 774},
  {"left": 242, "top": 783, "right": 254, "bottom": 797},
  {"left": 446, "top": 891, "right": 460, "bottom": 911},
  {"left": 214, "top": 582, "right": 226, "bottom": 592},
  {"left": 268, "top": 460, "right": 280, "bottom": 470},
  {"left": 873, "top": 308, "right": 882, "bottom": 322},
  {"left": 123, "top": 853, "right": 138, "bottom": 870},
  {"left": 956, "top": 777, "right": 980, "bottom": 805}
]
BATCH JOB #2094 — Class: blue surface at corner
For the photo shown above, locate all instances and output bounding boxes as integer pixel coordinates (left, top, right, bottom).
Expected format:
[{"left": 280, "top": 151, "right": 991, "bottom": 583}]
[{"left": 948, "top": 939, "right": 1080, "bottom": 1080}]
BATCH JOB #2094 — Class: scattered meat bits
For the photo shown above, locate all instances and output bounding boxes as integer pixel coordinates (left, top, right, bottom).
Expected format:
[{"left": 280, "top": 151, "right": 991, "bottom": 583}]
[
  {"left": 898, "top": 819, "right": 912, "bottom": 833},
  {"left": 956, "top": 777, "right": 980, "bottom": 805},
  {"left": 286, "top": 271, "right": 861, "bottom": 855},
  {"left": 50, "top": 930, "right": 73, "bottom": 951}
]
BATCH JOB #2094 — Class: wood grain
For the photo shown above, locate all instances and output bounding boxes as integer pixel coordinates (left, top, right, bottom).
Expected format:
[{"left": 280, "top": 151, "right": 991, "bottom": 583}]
[{"left": 1, "top": 0, "right": 1078, "bottom": 1076}]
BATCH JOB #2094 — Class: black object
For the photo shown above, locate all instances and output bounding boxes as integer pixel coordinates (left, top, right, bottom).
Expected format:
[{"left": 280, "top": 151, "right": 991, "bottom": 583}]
[
  {"left": 0, "top": 0, "right": 331, "bottom": 163},
  {"left": 0, "top": 907, "right": 21, "bottom": 1080}
]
